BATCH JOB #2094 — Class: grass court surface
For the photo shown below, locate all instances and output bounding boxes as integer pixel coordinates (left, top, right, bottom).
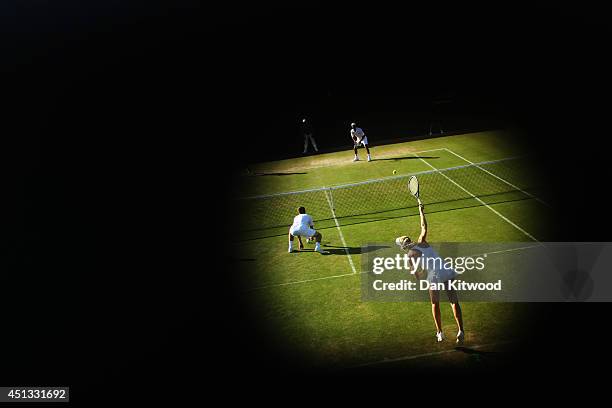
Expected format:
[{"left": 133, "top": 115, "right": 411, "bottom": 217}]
[{"left": 232, "top": 131, "right": 551, "bottom": 369}]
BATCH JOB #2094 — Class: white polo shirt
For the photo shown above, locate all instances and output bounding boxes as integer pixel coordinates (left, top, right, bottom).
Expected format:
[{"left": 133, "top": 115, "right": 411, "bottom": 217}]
[
  {"left": 292, "top": 214, "right": 313, "bottom": 228},
  {"left": 290, "top": 214, "right": 316, "bottom": 237},
  {"left": 351, "top": 127, "right": 365, "bottom": 140}
]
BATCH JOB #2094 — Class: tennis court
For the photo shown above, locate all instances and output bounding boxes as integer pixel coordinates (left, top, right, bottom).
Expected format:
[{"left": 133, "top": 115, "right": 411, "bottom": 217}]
[{"left": 232, "top": 131, "right": 551, "bottom": 369}]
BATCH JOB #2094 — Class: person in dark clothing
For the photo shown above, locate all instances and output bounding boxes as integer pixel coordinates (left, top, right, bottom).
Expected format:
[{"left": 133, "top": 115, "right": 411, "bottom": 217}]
[{"left": 300, "top": 118, "right": 319, "bottom": 154}]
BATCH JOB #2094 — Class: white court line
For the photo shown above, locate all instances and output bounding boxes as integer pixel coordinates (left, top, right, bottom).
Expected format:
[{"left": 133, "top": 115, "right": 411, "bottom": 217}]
[
  {"left": 413, "top": 153, "right": 541, "bottom": 242},
  {"left": 325, "top": 189, "right": 357, "bottom": 275},
  {"left": 443, "top": 148, "right": 551, "bottom": 207},
  {"left": 245, "top": 271, "right": 357, "bottom": 292},
  {"left": 467, "top": 244, "right": 540, "bottom": 258},
  {"left": 350, "top": 341, "right": 515, "bottom": 368}
]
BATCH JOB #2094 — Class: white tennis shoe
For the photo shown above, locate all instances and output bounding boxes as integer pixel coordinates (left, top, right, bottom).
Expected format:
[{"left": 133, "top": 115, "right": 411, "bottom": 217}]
[
  {"left": 353, "top": 157, "right": 360, "bottom": 162},
  {"left": 436, "top": 331, "right": 445, "bottom": 342},
  {"left": 456, "top": 330, "right": 465, "bottom": 344},
  {"left": 314, "top": 243, "right": 329, "bottom": 254}
]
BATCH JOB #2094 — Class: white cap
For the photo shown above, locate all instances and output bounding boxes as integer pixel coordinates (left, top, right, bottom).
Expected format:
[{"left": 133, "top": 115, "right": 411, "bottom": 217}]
[
  {"left": 395, "top": 236, "right": 412, "bottom": 250},
  {"left": 350, "top": 122, "right": 356, "bottom": 127},
  {"left": 302, "top": 118, "right": 307, "bottom": 123}
]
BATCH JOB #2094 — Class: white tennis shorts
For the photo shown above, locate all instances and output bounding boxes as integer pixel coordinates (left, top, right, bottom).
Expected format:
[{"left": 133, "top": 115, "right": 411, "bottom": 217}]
[
  {"left": 356, "top": 136, "right": 369, "bottom": 146},
  {"left": 426, "top": 267, "right": 458, "bottom": 284},
  {"left": 289, "top": 225, "right": 316, "bottom": 238}
]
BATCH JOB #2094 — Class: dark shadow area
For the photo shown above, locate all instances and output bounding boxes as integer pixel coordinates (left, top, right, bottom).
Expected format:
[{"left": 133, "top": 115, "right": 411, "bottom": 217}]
[
  {"left": 372, "top": 156, "right": 439, "bottom": 162},
  {"left": 455, "top": 347, "right": 504, "bottom": 357},
  {"left": 322, "top": 246, "right": 361, "bottom": 255},
  {"left": 454, "top": 346, "right": 513, "bottom": 365},
  {"left": 322, "top": 244, "right": 390, "bottom": 255},
  {"left": 249, "top": 172, "right": 307, "bottom": 176},
  {"left": 225, "top": 256, "right": 257, "bottom": 262},
  {"left": 292, "top": 249, "right": 333, "bottom": 256}
]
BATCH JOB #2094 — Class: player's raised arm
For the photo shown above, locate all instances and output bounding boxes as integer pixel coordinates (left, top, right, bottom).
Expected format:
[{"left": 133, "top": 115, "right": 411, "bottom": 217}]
[{"left": 417, "top": 203, "right": 427, "bottom": 243}]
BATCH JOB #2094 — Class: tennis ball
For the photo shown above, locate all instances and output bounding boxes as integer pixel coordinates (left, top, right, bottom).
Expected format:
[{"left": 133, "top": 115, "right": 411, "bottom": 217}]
[{"left": 392, "top": 170, "right": 397, "bottom": 175}]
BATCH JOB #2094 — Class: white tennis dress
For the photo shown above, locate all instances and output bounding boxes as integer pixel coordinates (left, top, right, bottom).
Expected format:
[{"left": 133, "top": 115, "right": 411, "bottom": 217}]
[
  {"left": 289, "top": 214, "right": 316, "bottom": 238},
  {"left": 412, "top": 244, "right": 458, "bottom": 284}
]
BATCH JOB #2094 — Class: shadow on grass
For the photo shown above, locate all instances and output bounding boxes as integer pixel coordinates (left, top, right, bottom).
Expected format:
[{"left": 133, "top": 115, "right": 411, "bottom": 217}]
[
  {"left": 321, "top": 244, "right": 390, "bottom": 255},
  {"left": 292, "top": 249, "right": 334, "bottom": 256},
  {"left": 455, "top": 347, "right": 503, "bottom": 357},
  {"left": 371, "top": 156, "right": 439, "bottom": 162},
  {"left": 454, "top": 346, "right": 515, "bottom": 366}
]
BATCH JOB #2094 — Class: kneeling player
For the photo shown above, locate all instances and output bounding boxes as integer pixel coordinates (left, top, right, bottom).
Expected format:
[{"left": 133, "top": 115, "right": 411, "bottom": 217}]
[
  {"left": 288, "top": 207, "right": 328, "bottom": 254},
  {"left": 395, "top": 203, "right": 465, "bottom": 344}
]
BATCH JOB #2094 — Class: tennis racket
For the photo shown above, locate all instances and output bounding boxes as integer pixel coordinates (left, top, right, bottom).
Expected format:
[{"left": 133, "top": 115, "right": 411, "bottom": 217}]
[
  {"left": 352, "top": 129, "right": 364, "bottom": 146},
  {"left": 408, "top": 175, "right": 422, "bottom": 205}
]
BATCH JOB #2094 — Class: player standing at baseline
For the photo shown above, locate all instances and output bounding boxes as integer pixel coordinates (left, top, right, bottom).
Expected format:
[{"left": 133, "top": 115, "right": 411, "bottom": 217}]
[
  {"left": 301, "top": 118, "right": 319, "bottom": 154},
  {"left": 350, "top": 122, "right": 372, "bottom": 162},
  {"left": 395, "top": 203, "right": 465, "bottom": 344},
  {"left": 288, "top": 207, "right": 328, "bottom": 254}
]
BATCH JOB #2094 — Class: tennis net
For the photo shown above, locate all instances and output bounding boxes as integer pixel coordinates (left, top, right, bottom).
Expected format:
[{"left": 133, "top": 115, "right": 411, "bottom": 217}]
[{"left": 237, "top": 156, "right": 541, "bottom": 235}]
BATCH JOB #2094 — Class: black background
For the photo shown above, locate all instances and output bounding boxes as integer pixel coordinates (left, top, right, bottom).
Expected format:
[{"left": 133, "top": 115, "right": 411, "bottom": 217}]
[{"left": 5, "top": 1, "right": 612, "bottom": 403}]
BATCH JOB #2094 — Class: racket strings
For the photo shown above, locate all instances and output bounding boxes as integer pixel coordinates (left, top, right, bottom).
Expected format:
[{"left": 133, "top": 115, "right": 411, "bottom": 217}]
[{"left": 409, "top": 176, "right": 420, "bottom": 197}]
